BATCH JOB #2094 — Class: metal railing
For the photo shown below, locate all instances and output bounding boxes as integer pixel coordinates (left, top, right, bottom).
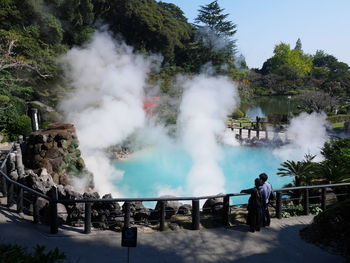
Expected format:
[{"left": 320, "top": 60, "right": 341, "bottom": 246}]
[{"left": 1, "top": 146, "right": 349, "bottom": 234}]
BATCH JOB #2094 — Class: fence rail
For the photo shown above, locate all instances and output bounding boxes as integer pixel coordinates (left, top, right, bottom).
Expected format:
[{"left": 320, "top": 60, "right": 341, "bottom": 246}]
[{"left": 1, "top": 146, "right": 350, "bottom": 234}]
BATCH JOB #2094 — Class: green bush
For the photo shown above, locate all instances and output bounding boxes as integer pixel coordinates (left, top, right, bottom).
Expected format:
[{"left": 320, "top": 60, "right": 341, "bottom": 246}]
[
  {"left": 9, "top": 115, "right": 32, "bottom": 138},
  {"left": 0, "top": 244, "right": 66, "bottom": 263},
  {"left": 231, "top": 109, "right": 245, "bottom": 119},
  {"left": 327, "top": 114, "right": 350, "bottom": 123}
]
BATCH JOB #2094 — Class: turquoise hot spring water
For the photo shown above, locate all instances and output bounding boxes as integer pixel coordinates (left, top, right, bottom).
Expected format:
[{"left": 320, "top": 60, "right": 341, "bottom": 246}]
[{"left": 113, "top": 144, "right": 291, "bottom": 205}]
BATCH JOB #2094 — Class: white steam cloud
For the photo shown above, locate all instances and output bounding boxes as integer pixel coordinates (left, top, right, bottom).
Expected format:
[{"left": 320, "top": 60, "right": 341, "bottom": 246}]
[
  {"left": 60, "top": 31, "right": 153, "bottom": 195},
  {"left": 178, "top": 75, "right": 239, "bottom": 196},
  {"left": 274, "top": 112, "right": 329, "bottom": 162}
]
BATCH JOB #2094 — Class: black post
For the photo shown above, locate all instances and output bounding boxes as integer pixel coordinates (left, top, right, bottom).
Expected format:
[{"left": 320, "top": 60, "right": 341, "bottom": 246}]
[
  {"left": 265, "top": 130, "right": 268, "bottom": 139},
  {"left": 159, "top": 201, "right": 165, "bottom": 231},
  {"left": 248, "top": 129, "right": 251, "bottom": 139},
  {"left": 50, "top": 187, "right": 58, "bottom": 234},
  {"left": 192, "top": 200, "right": 200, "bottom": 230},
  {"left": 239, "top": 128, "right": 242, "bottom": 137},
  {"left": 33, "top": 195, "right": 40, "bottom": 224},
  {"left": 124, "top": 201, "right": 131, "bottom": 228},
  {"left": 84, "top": 202, "right": 92, "bottom": 234},
  {"left": 7, "top": 182, "right": 13, "bottom": 207},
  {"left": 276, "top": 192, "right": 282, "bottom": 219},
  {"left": 321, "top": 188, "right": 326, "bottom": 211},
  {"left": 222, "top": 195, "right": 230, "bottom": 226},
  {"left": 17, "top": 187, "right": 23, "bottom": 214},
  {"left": 303, "top": 189, "right": 310, "bottom": 215},
  {"left": 256, "top": 128, "right": 260, "bottom": 139}
]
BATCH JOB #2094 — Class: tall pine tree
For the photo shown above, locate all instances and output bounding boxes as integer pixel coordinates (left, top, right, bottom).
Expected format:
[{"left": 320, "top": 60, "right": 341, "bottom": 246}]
[{"left": 194, "top": 0, "right": 237, "bottom": 70}]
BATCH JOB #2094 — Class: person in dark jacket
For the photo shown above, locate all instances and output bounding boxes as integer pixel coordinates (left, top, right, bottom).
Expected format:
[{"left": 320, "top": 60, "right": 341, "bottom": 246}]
[{"left": 240, "top": 178, "right": 264, "bottom": 232}]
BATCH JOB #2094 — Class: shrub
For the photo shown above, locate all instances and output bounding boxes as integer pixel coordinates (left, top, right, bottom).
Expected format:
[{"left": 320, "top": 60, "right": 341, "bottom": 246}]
[
  {"left": 231, "top": 109, "right": 245, "bottom": 119},
  {"left": 327, "top": 114, "right": 350, "bottom": 123},
  {"left": 0, "top": 244, "right": 66, "bottom": 263},
  {"left": 9, "top": 115, "right": 32, "bottom": 137}
]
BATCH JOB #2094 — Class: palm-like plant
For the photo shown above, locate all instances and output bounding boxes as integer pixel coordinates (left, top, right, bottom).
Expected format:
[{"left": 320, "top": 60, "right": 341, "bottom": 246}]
[{"left": 277, "top": 154, "right": 317, "bottom": 187}]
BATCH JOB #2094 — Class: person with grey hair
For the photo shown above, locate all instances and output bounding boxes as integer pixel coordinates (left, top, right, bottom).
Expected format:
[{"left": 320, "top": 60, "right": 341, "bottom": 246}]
[{"left": 259, "top": 173, "right": 274, "bottom": 227}]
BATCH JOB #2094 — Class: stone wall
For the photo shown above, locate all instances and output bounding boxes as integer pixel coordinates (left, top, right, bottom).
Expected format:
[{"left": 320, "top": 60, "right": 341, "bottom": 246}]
[{"left": 23, "top": 123, "right": 92, "bottom": 186}]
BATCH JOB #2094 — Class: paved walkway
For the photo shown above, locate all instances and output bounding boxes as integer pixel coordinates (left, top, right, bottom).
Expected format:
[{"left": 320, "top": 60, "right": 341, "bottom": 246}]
[{"left": 0, "top": 207, "right": 344, "bottom": 263}]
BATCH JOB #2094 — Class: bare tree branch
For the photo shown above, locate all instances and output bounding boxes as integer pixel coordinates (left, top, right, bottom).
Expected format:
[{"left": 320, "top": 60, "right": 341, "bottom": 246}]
[{"left": 0, "top": 37, "right": 50, "bottom": 78}]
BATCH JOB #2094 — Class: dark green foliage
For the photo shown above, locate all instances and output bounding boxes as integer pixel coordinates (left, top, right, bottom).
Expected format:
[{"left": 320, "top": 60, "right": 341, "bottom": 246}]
[
  {"left": 231, "top": 109, "right": 244, "bottom": 119},
  {"left": 282, "top": 204, "right": 322, "bottom": 218},
  {"left": 294, "top": 38, "right": 302, "bottom": 51},
  {"left": 277, "top": 154, "right": 317, "bottom": 187},
  {"left": 0, "top": 244, "right": 66, "bottom": 263},
  {"left": 96, "top": 0, "right": 192, "bottom": 66},
  {"left": 9, "top": 115, "right": 32, "bottom": 138},
  {"left": 318, "top": 138, "right": 350, "bottom": 183},
  {"left": 194, "top": 0, "right": 237, "bottom": 71},
  {"left": 0, "top": 70, "right": 33, "bottom": 133},
  {"left": 300, "top": 199, "right": 350, "bottom": 258},
  {"left": 326, "top": 115, "right": 350, "bottom": 123},
  {"left": 251, "top": 40, "right": 350, "bottom": 101}
]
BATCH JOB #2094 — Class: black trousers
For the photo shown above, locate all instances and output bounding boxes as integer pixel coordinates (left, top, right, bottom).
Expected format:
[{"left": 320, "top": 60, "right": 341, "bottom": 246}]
[{"left": 264, "top": 207, "right": 271, "bottom": 226}]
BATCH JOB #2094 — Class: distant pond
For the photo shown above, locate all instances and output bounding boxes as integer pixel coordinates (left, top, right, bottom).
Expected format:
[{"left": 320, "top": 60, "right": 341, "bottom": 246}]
[{"left": 241, "top": 95, "right": 301, "bottom": 118}]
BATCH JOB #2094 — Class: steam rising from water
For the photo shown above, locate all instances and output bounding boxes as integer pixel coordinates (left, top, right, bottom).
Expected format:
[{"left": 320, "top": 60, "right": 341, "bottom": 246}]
[
  {"left": 178, "top": 75, "right": 239, "bottom": 196},
  {"left": 59, "top": 31, "right": 329, "bottom": 198},
  {"left": 60, "top": 31, "right": 152, "bottom": 195},
  {"left": 274, "top": 112, "right": 328, "bottom": 161}
]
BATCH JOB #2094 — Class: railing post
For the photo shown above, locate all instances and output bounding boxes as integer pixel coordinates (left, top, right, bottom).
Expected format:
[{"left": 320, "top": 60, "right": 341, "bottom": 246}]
[
  {"left": 159, "top": 201, "right": 165, "bottom": 231},
  {"left": 50, "top": 186, "right": 58, "bottom": 234},
  {"left": 84, "top": 202, "right": 92, "bottom": 234},
  {"left": 303, "top": 189, "right": 310, "bottom": 215},
  {"left": 1, "top": 165, "right": 8, "bottom": 198},
  {"left": 321, "top": 188, "right": 326, "bottom": 211},
  {"left": 265, "top": 130, "right": 268, "bottom": 139},
  {"left": 276, "top": 192, "right": 282, "bottom": 219},
  {"left": 239, "top": 127, "right": 242, "bottom": 137},
  {"left": 248, "top": 129, "right": 251, "bottom": 139},
  {"left": 256, "top": 128, "right": 260, "bottom": 139},
  {"left": 192, "top": 199, "right": 200, "bottom": 230},
  {"left": 124, "top": 201, "right": 131, "bottom": 228},
  {"left": 7, "top": 182, "right": 14, "bottom": 207},
  {"left": 222, "top": 195, "right": 230, "bottom": 226},
  {"left": 33, "top": 195, "right": 40, "bottom": 224},
  {"left": 17, "top": 187, "right": 23, "bottom": 214}
]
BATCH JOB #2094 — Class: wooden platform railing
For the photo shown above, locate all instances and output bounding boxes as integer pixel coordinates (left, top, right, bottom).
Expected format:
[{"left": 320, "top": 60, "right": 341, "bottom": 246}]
[{"left": 1, "top": 146, "right": 350, "bottom": 234}]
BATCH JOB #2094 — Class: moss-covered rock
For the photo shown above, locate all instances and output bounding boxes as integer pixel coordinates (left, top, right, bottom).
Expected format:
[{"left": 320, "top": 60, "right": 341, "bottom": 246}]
[{"left": 24, "top": 123, "right": 91, "bottom": 186}]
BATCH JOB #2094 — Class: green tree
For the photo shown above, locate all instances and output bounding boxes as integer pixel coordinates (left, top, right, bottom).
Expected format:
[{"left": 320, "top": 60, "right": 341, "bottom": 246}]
[
  {"left": 194, "top": 0, "right": 237, "bottom": 70},
  {"left": 318, "top": 138, "right": 350, "bottom": 183},
  {"left": 294, "top": 38, "right": 302, "bottom": 51},
  {"left": 96, "top": 0, "right": 192, "bottom": 66},
  {"left": 277, "top": 154, "right": 317, "bottom": 187},
  {"left": 261, "top": 42, "right": 312, "bottom": 78}
]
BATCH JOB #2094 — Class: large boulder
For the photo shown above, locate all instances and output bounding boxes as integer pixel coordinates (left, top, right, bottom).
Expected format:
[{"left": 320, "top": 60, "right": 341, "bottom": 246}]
[
  {"left": 19, "top": 170, "right": 55, "bottom": 195},
  {"left": 155, "top": 197, "right": 182, "bottom": 219},
  {"left": 203, "top": 197, "right": 224, "bottom": 216}
]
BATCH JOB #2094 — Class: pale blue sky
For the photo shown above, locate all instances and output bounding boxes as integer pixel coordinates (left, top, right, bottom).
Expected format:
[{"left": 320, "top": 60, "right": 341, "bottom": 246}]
[{"left": 162, "top": 0, "right": 350, "bottom": 69}]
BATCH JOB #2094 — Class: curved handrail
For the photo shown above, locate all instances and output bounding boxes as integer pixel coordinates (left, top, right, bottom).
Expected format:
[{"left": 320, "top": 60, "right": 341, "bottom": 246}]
[
  {"left": 0, "top": 146, "right": 50, "bottom": 200},
  {"left": 1, "top": 145, "right": 350, "bottom": 204}
]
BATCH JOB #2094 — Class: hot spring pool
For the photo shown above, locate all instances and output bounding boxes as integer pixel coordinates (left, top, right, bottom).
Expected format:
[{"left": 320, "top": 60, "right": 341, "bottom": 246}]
[{"left": 113, "top": 145, "right": 291, "bottom": 204}]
